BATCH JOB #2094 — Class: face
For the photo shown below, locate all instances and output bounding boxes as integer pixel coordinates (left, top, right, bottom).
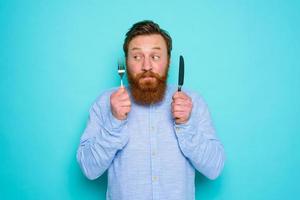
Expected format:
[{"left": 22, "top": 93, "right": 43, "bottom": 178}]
[{"left": 126, "top": 34, "right": 170, "bottom": 104}]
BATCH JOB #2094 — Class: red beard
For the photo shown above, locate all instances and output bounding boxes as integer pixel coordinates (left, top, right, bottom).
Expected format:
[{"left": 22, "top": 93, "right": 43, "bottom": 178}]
[{"left": 127, "top": 69, "right": 168, "bottom": 105}]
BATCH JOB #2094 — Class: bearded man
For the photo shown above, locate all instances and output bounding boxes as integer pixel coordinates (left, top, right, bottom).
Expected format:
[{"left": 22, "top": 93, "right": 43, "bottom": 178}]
[{"left": 77, "top": 20, "right": 225, "bottom": 200}]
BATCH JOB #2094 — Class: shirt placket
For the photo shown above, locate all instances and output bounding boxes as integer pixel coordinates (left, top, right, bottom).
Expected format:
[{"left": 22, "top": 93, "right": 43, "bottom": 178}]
[{"left": 149, "top": 104, "right": 160, "bottom": 200}]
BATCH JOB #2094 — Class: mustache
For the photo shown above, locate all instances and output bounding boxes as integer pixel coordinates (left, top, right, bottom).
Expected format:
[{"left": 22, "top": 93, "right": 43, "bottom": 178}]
[{"left": 136, "top": 71, "right": 164, "bottom": 80}]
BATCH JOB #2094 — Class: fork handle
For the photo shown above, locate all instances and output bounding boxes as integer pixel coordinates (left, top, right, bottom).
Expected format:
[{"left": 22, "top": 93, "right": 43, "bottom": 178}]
[{"left": 178, "top": 85, "right": 182, "bottom": 92}]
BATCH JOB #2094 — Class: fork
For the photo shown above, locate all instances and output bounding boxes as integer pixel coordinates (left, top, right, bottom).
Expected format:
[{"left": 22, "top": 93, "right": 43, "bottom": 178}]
[{"left": 118, "top": 60, "right": 125, "bottom": 87}]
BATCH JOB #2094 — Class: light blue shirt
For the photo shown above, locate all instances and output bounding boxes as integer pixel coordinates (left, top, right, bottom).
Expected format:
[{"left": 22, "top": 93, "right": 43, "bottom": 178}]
[{"left": 77, "top": 85, "right": 225, "bottom": 200}]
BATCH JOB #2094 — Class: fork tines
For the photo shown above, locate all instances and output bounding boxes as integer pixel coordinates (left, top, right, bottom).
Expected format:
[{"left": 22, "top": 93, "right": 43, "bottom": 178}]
[{"left": 118, "top": 61, "right": 125, "bottom": 87}]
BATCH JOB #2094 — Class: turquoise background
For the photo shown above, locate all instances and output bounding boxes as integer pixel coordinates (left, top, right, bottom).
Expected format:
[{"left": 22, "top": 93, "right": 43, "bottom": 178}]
[{"left": 1, "top": 0, "right": 299, "bottom": 199}]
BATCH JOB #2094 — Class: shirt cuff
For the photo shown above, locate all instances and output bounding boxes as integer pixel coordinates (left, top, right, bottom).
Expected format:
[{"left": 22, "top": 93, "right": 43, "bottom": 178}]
[
  {"left": 107, "top": 110, "right": 127, "bottom": 132},
  {"left": 173, "top": 119, "right": 196, "bottom": 141}
]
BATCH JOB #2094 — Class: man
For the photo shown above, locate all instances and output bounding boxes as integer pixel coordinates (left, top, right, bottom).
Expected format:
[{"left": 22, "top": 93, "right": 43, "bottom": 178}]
[{"left": 77, "top": 20, "right": 225, "bottom": 200}]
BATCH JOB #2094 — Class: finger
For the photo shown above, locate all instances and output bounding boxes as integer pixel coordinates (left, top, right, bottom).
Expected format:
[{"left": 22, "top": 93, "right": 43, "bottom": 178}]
[
  {"left": 173, "top": 103, "right": 191, "bottom": 112},
  {"left": 173, "top": 113, "right": 189, "bottom": 124},
  {"left": 122, "top": 107, "right": 131, "bottom": 115},
  {"left": 118, "top": 94, "right": 130, "bottom": 101},
  {"left": 119, "top": 100, "right": 131, "bottom": 107},
  {"left": 119, "top": 85, "right": 126, "bottom": 90},
  {"left": 173, "top": 111, "right": 185, "bottom": 118},
  {"left": 175, "top": 118, "right": 185, "bottom": 124},
  {"left": 173, "top": 92, "right": 189, "bottom": 100},
  {"left": 116, "top": 86, "right": 127, "bottom": 95},
  {"left": 172, "top": 98, "right": 187, "bottom": 107},
  {"left": 173, "top": 99, "right": 189, "bottom": 106},
  {"left": 175, "top": 96, "right": 193, "bottom": 106},
  {"left": 117, "top": 87, "right": 124, "bottom": 94},
  {"left": 118, "top": 89, "right": 130, "bottom": 99},
  {"left": 171, "top": 102, "right": 188, "bottom": 113},
  {"left": 172, "top": 91, "right": 180, "bottom": 100}
]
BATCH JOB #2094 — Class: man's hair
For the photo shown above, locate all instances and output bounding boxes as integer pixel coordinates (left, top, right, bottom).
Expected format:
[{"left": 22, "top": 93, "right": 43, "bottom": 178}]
[{"left": 123, "top": 20, "right": 172, "bottom": 57}]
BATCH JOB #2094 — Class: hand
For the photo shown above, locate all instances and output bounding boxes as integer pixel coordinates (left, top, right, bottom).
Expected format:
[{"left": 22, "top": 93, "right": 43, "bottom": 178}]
[
  {"left": 110, "top": 87, "right": 131, "bottom": 120},
  {"left": 171, "top": 91, "right": 193, "bottom": 124}
]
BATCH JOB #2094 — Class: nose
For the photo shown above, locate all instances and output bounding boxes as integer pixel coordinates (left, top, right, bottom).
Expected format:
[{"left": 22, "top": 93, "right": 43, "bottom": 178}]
[{"left": 141, "top": 56, "right": 152, "bottom": 71}]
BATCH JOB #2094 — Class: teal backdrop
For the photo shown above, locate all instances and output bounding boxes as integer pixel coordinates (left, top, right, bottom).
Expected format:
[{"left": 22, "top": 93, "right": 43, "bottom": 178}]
[{"left": 1, "top": 0, "right": 299, "bottom": 199}]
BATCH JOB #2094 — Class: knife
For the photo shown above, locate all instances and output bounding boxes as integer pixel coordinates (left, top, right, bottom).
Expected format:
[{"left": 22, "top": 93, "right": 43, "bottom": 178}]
[{"left": 178, "top": 55, "right": 184, "bottom": 91}]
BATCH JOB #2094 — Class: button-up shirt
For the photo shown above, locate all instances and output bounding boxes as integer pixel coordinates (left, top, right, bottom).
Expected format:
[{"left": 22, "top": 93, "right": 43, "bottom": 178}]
[{"left": 77, "top": 85, "right": 225, "bottom": 200}]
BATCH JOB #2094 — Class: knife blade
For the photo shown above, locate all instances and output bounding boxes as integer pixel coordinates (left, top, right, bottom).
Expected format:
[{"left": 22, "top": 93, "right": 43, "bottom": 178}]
[{"left": 178, "top": 55, "right": 184, "bottom": 91}]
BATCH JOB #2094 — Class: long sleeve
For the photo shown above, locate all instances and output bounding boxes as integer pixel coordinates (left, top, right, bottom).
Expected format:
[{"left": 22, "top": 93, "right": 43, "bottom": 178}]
[
  {"left": 174, "top": 94, "right": 225, "bottom": 180},
  {"left": 76, "top": 95, "right": 129, "bottom": 180}
]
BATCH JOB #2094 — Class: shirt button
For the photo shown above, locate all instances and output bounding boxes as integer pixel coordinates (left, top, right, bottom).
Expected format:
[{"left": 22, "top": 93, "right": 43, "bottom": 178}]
[
  {"left": 151, "top": 126, "right": 155, "bottom": 131},
  {"left": 152, "top": 151, "right": 156, "bottom": 156},
  {"left": 176, "top": 127, "right": 180, "bottom": 131},
  {"left": 152, "top": 176, "right": 158, "bottom": 182}
]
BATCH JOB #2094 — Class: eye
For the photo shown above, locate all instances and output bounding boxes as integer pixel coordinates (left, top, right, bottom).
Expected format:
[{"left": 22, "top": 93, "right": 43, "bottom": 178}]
[
  {"left": 152, "top": 55, "right": 160, "bottom": 61},
  {"left": 133, "top": 55, "right": 142, "bottom": 61}
]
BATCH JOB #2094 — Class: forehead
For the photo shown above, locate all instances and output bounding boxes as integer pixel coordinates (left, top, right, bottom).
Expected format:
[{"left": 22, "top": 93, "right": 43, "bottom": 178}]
[{"left": 128, "top": 34, "right": 167, "bottom": 51}]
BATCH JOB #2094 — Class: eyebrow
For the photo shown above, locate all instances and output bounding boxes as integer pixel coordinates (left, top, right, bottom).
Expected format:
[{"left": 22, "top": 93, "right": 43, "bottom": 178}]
[
  {"left": 130, "top": 46, "right": 162, "bottom": 51},
  {"left": 152, "top": 47, "right": 161, "bottom": 50}
]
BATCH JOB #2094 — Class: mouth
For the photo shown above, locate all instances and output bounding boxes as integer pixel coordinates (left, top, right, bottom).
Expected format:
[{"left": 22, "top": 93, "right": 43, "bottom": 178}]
[{"left": 141, "top": 77, "right": 155, "bottom": 81}]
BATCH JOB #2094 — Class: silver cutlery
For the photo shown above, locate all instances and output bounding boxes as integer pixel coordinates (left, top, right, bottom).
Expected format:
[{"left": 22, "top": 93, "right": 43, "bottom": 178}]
[{"left": 118, "top": 60, "right": 125, "bottom": 87}]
